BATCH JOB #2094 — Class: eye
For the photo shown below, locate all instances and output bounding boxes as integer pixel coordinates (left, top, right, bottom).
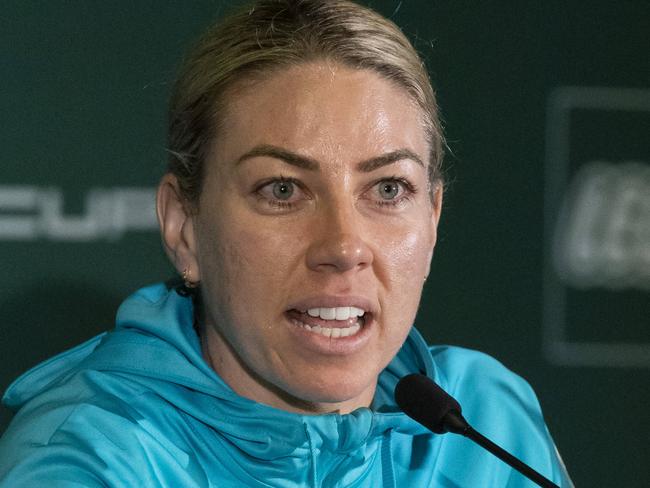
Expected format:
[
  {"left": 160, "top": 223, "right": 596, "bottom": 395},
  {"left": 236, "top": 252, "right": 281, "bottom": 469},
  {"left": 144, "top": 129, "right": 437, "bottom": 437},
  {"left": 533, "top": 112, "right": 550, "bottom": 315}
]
[
  {"left": 272, "top": 180, "right": 294, "bottom": 200},
  {"left": 364, "top": 177, "right": 418, "bottom": 209},
  {"left": 254, "top": 177, "right": 308, "bottom": 212},
  {"left": 377, "top": 180, "right": 401, "bottom": 200}
]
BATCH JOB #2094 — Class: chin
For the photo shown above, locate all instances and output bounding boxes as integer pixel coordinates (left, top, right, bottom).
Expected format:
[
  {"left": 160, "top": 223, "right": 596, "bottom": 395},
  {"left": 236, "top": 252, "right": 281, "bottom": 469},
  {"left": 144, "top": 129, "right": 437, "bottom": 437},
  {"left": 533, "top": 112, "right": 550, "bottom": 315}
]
[{"left": 284, "top": 374, "right": 377, "bottom": 413}]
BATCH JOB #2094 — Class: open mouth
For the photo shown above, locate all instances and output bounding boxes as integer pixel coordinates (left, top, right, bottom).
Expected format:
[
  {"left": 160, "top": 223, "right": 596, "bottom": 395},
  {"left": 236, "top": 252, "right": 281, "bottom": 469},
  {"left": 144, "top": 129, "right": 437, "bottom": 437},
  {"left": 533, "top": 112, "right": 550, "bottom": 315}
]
[{"left": 286, "top": 306, "right": 368, "bottom": 338}]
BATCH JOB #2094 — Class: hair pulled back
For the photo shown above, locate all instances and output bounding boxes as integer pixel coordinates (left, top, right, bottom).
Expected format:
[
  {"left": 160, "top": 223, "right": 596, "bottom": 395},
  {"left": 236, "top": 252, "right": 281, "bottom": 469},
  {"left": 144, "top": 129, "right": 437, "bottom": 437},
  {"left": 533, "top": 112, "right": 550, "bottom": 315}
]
[{"left": 168, "top": 0, "right": 444, "bottom": 207}]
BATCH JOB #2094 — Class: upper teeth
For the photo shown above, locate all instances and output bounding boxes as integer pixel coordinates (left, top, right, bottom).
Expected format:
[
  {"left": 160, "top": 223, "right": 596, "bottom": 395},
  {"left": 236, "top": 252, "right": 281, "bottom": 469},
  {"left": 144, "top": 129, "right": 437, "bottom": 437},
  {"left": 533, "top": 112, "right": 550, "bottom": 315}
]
[{"left": 306, "top": 306, "right": 365, "bottom": 321}]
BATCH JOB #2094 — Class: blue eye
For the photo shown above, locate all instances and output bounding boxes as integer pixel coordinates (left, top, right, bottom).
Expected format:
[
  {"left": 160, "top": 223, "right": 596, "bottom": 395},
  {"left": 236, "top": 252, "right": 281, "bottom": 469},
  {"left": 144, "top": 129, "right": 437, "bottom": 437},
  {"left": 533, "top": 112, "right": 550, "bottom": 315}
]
[
  {"left": 365, "top": 177, "right": 418, "bottom": 209},
  {"left": 378, "top": 181, "right": 401, "bottom": 200},
  {"left": 272, "top": 180, "right": 294, "bottom": 200},
  {"left": 254, "top": 177, "right": 307, "bottom": 212}
]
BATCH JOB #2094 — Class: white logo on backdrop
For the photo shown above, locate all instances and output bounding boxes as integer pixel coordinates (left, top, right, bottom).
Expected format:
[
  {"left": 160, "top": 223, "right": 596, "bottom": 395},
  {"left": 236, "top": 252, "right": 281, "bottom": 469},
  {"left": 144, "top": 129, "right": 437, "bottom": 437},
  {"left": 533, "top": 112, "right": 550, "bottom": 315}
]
[
  {"left": 543, "top": 86, "right": 650, "bottom": 368},
  {"left": 553, "top": 161, "right": 650, "bottom": 291},
  {"left": 0, "top": 186, "right": 157, "bottom": 241}
]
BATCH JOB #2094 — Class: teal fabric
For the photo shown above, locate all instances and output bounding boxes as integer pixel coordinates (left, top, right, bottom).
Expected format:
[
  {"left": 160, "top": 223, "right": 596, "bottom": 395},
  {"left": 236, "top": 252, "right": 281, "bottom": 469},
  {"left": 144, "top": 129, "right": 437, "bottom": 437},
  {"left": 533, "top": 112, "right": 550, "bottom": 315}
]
[{"left": 0, "top": 284, "right": 572, "bottom": 487}]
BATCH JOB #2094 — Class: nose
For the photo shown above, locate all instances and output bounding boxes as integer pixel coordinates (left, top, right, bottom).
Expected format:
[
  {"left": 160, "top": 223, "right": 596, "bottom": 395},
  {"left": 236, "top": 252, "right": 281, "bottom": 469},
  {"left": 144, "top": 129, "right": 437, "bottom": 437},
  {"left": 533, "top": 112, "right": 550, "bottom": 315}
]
[{"left": 305, "top": 205, "right": 373, "bottom": 273}]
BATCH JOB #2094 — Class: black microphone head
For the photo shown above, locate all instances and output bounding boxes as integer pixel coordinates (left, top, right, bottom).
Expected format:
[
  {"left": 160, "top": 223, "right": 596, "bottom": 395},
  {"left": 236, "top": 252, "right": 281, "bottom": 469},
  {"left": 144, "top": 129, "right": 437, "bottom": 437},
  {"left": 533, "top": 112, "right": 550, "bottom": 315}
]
[{"left": 394, "top": 373, "right": 463, "bottom": 434}]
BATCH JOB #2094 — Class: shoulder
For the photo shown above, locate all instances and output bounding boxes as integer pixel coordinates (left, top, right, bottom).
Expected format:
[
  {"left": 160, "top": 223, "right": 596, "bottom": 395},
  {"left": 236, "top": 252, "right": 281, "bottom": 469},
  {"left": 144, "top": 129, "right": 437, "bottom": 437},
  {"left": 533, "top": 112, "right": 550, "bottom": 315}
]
[
  {"left": 0, "top": 371, "right": 201, "bottom": 487},
  {"left": 424, "top": 345, "right": 573, "bottom": 486},
  {"left": 428, "top": 345, "right": 541, "bottom": 436},
  {"left": 428, "top": 345, "right": 537, "bottom": 408},
  {"left": 429, "top": 344, "right": 519, "bottom": 376}
]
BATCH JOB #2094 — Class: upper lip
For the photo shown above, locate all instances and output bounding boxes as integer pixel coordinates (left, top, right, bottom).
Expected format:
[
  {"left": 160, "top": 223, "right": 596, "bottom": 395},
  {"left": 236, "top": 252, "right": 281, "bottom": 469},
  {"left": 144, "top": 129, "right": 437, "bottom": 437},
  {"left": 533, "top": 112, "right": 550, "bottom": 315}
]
[{"left": 287, "top": 295, "right": 377, "bottom": 315}]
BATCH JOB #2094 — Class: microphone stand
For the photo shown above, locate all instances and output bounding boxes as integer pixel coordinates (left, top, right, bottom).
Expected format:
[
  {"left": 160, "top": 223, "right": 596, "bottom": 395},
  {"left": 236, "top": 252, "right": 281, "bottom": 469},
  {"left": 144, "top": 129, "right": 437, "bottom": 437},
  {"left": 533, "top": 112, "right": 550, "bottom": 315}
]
[{"left": 444, "top": 411, "right": 560, "bottom": 488}]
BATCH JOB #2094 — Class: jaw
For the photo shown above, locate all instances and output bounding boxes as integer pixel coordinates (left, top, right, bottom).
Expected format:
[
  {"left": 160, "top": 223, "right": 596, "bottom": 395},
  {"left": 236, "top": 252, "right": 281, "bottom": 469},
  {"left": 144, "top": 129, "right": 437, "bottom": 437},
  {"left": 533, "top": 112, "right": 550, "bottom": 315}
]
[{"left": 201, "top": 310, "right": 384, "bottom": 414}]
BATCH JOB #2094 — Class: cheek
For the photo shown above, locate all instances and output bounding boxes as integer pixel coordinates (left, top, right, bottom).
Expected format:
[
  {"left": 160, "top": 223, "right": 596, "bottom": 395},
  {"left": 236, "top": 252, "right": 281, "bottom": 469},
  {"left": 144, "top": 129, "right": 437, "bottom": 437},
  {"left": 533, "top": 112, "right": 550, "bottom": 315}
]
[
  {"left": 370, "top": 228, "right": 432, "bottom": 362},
  {"left": 197, "top": 217, "right": 305, "bottom": 313},
  {"left": 378, "top": 224, "right": 434, "bottom": 288},
  {"left": 374, "top": 222, "right": 434, "bottom": 346},
  {"left": 230, "top": 223, "right": 306, "bottom": 278}
]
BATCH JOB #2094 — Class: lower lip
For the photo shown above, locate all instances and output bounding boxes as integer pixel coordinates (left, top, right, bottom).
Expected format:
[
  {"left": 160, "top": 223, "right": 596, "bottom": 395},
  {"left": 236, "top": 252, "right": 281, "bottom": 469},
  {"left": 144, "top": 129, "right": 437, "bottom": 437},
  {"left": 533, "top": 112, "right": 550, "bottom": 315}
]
[{"left": 284, "top": 311, "right": 373, "bottom": 355}]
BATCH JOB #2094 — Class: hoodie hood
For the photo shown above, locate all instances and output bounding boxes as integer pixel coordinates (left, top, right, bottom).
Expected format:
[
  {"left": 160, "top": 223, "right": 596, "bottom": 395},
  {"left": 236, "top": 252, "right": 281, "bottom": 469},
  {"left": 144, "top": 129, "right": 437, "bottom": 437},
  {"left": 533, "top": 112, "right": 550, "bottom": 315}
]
[{"left": 3, "top": 283, "right": 436, "bottom": 460}]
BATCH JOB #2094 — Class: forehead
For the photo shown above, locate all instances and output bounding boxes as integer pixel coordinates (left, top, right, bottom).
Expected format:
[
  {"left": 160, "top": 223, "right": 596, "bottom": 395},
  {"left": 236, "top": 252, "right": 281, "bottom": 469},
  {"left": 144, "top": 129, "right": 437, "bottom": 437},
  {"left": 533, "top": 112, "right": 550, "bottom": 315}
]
[{"left": 212, "top": 62, "right": 429, "bottom": 168}]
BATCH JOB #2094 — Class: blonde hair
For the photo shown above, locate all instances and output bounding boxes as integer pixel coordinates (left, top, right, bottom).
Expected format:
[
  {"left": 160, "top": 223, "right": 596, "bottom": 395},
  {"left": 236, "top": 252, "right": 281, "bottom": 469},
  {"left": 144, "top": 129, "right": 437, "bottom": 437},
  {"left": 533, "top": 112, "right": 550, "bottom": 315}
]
[{"left": 168, "top": 0, "right": 444, "bottom": 205}]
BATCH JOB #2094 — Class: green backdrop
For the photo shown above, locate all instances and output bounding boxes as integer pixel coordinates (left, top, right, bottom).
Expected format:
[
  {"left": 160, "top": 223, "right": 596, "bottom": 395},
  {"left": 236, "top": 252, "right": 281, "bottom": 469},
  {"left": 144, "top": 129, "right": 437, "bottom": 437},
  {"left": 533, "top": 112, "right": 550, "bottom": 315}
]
[{"left": 2, "top": 1, "right": 648, "bottom": 486}]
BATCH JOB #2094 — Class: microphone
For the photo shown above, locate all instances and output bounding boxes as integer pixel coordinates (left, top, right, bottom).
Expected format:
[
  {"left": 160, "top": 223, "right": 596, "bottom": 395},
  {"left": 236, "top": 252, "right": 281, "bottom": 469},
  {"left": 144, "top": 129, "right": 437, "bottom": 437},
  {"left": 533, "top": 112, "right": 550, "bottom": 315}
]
[{"left": 395, "top": 374, "right": 560, "bottom": 488}]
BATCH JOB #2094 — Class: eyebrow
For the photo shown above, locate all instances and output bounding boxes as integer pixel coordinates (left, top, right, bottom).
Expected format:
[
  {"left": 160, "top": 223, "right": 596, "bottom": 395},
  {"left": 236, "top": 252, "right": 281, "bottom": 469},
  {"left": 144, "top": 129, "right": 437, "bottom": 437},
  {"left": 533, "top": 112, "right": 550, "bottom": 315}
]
[
  {"left": 235, "top": 145, "right": 319, "bottom": 170},
  {"left": 357, "top": 149, "right": 425, "bottom": 172},
  {"left": 235, "top": 144, "right": 424, "bottom": 172}
]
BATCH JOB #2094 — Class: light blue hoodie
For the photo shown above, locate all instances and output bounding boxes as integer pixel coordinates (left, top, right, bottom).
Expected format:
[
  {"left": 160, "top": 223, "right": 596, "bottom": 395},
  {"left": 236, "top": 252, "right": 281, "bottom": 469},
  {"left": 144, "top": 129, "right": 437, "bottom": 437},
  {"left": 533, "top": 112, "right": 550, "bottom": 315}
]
[{"left": 0, "top": 284, "right": 571, "bottom": 487}]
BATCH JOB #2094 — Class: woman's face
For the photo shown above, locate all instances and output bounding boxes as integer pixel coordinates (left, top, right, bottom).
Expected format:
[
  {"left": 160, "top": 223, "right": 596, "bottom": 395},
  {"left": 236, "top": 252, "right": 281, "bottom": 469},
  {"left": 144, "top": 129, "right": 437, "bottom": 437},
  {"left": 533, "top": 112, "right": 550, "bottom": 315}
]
[{"left": 191, "top": 62, "right": 441, "bottom": 414}]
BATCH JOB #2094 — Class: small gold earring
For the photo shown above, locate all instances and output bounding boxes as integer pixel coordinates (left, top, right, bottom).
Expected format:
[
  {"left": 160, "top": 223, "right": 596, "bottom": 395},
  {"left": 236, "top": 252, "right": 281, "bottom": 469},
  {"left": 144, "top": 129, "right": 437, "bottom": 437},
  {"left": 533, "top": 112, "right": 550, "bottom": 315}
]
[{"left": 182, "top": 268, "right": 199, "bottom": 288}]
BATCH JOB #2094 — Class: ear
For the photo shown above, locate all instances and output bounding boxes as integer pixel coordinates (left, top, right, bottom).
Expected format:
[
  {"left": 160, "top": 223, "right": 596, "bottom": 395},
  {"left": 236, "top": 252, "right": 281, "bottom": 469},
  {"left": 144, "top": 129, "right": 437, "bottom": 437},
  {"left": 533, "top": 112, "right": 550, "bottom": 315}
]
[
  {"left": 431, "top": 183, "right": 443, "bottom": 232},
  {"left": 156, "top": 173, "right": 200, "bottom": 283}
]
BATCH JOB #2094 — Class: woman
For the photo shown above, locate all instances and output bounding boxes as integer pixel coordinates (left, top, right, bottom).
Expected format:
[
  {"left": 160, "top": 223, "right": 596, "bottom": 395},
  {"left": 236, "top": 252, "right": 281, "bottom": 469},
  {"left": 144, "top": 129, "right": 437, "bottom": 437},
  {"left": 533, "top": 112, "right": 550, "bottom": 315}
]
[{"left": 0, "top": 1, "right": 572, "bottom": 486}]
